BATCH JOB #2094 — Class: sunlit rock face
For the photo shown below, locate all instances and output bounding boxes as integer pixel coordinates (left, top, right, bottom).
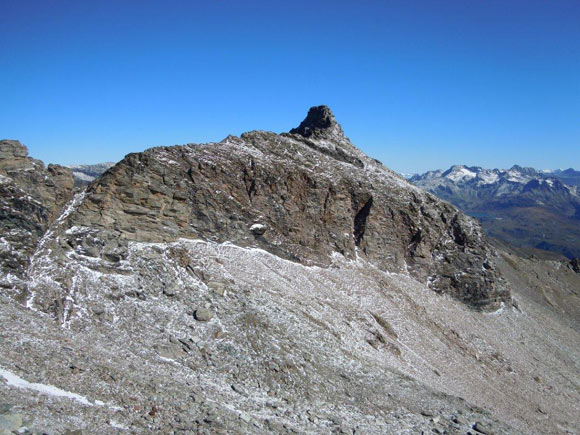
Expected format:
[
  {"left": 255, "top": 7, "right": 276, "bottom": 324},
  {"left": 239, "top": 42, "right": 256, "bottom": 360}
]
[{"left": 21, "top": 106, "right": 510, "bottom": 315}]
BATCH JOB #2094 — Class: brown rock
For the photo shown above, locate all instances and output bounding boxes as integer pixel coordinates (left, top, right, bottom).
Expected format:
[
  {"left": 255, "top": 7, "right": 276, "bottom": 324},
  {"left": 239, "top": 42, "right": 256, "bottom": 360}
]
[
  {"left": 15, "top": 108, "right": 510, "bottom": 310},
  {"left": 0, "top": 140, "right": 74, "bottom": 292}
]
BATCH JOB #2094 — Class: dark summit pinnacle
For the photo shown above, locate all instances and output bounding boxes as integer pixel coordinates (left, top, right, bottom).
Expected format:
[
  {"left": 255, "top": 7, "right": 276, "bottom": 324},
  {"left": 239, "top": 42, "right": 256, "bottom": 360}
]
[{"left": 289, "top": 105, "right": 345, "bottom": 139}]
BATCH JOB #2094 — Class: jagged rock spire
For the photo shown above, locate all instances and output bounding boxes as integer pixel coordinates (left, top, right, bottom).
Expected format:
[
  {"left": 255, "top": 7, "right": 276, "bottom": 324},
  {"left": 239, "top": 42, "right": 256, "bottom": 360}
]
[{"left": 289, "top": 106, "right": 345, "bottom": 139}]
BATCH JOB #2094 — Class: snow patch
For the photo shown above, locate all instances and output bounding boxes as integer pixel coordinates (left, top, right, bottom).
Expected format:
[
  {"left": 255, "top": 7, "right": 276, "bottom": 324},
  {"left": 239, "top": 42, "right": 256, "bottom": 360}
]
[
  {"left": 0, "top": 367, "right": 99, "bottom": 406},
  {"left": 446, "top": 167, "right": 476, "bottom": 182},
  {"left": 476, "top": 171, "right": 499, "bottom": 185},
  {"left": 110, "top": 421, "right": 129, "bottom": 430},
  {"left": 71, "top": 171, "right": 95, "bottom": 182},
  {"left": 486, "top": 302, "right": 506, "bottom": 316}
]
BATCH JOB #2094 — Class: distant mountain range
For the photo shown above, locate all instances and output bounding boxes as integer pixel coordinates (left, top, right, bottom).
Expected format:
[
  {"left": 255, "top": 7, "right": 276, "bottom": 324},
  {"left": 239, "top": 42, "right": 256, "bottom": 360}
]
[
  {"left": 66, "top": 162, "right": 115, "bottom": 185},
  {"left": 411, "top": 165, "right": 580, "bottom": 259},
  {"left": 542, "top": 167, "right": 580, "bottom": 187}
]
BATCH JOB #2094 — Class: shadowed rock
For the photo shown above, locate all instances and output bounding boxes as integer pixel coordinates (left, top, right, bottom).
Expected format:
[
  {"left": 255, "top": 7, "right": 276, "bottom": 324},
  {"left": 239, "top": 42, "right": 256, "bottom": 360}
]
[{"left": 289, "top": 105, "right": 345, "bottom": 139}]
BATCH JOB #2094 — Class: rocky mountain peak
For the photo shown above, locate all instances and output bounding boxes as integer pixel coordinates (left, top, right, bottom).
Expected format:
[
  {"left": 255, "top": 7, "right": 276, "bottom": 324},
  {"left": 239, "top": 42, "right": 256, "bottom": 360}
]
[
  {"left": 8, "top": 109, "right": 507, "bottom": 313},
  {"left": 1, "top": 117, "right": 579, "bottom": 435},
  {"left": 508, "top": 164, "right": 539, "bottom": 177},
  {"left": 289, "top": 105, "right": 345, "bottom": 140}
]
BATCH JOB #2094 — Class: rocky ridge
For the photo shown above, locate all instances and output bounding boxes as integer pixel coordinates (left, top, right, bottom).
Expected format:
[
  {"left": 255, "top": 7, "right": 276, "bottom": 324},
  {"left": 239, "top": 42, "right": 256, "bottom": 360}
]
[
  {"left": 0, "top": 140, "right": 74, "bottom": 297},
  {"left": 410, "top": 164, "right": 580, "bottom": 208},
  {"left": 26, "top": 106, "right": 509, "bottom": 319},
  {"left": 1, "top": 109, "right": 578, "bottom": 434}
]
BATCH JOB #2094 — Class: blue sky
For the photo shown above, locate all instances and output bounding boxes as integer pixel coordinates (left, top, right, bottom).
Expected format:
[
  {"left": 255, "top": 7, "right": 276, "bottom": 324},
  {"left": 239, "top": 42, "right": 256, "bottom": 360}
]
[{"left": 1, "top": 1, "right": 578, "bottom": 173}]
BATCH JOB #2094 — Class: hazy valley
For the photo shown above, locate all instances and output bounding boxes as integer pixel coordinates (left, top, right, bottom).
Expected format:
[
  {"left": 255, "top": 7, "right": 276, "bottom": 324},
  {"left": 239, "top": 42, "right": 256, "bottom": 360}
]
[{"left": 411, "top": 165, "right": 580, "bottom": 260}]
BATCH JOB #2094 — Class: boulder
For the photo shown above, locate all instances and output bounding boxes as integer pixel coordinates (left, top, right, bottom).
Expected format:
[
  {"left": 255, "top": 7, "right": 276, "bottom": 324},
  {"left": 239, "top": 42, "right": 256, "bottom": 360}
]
[{"left": 194, "top": 308, "right": 213, "bottom": 322}]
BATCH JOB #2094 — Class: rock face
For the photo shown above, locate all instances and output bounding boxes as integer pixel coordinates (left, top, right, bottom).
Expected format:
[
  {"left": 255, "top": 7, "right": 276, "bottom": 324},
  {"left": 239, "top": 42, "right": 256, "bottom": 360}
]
[
  {"left": 35, "top": 107, "right": 510, "bottom": 312},
  {"left": 289, "top": 105, "right": 346, "bottom": 140},
  {"left": 0, "top": 140, "right": 74, "bottom": 294}
]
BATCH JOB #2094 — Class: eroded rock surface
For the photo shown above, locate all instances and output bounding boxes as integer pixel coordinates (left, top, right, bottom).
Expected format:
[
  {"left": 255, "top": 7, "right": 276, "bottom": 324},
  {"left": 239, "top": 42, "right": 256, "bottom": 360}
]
[
  {"left": 39, "top": 107, "right": 509, "bottom": 312},
  {"left": 0, "top": 140, "right": 73, "bottom": 295}
]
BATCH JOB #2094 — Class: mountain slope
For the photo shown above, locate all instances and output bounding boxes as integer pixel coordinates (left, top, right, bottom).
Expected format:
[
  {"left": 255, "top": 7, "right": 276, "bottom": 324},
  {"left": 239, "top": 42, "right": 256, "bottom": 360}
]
[
  {"left": 31, "top": 106, "right": 509, "bottom": 315},
  {"left": 0, "top": 109, "right": 578, "bottom": 434},
  {"left": 546, "top": 168, "right": 580, "bottom": 188},
  {"left": 411, "top": 165, "right": 580, "bottom": 258}
]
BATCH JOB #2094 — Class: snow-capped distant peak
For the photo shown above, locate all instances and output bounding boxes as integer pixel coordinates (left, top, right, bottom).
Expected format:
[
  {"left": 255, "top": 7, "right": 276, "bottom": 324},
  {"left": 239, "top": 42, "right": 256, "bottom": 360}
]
[
  {"left": 443, "top": 165, "right": 477, "bottom": 182},
  {"left": 412, "top": 163, "right": 580, "bottom": 202},
  {"left": 475, "top": 171, "right": 499, "bottom": 185},
  {"left": 505, "top": 170, "right": 528, "bottom": 183}
]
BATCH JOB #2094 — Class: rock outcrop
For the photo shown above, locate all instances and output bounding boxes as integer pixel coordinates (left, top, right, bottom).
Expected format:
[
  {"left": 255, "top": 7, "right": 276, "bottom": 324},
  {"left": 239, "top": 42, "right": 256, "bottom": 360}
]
[
  {"left": 0, "top": 140, "right": 74, "bottom": 295},
  {"left": 570, "top": 258, "right": 580, "bottom": 273},
  {"left": 31, "top": 107, "right": 508, "bottom": 312}
]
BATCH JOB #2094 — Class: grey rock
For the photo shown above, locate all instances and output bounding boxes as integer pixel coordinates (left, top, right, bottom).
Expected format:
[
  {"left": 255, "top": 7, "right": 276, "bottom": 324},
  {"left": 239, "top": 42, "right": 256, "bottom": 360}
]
[
  {"left": 193, "top": 308, "right": 213, "bottom": 322},
  {"left": 91, "top": 305, "right": 105, "bottom": 315},
  {"left": 473, "top": 421, "right": 493, "bottom": 434},
  {"left": 451, "top": 415, "right": 465, "bottom": 425},
  {"left": 163, "top": 287, "right": 177, "bottom": 297},
  {"left": 0, "top": 140, "right": 28, "bottom": 159},
  {"left": 249, "top": 223, "right": 267, "bottom": 235},
  {"left": 329, "top": 415, "right": 343, "bottom": 425},
  {"left": 156, "top": 343, "right": 183, "bottom": 360},
  {"left": 231, "top": 384, "right": 247, "bottom": 396},
  {"left": 206, "top": 281, "right": 225, "bottom": 296}
]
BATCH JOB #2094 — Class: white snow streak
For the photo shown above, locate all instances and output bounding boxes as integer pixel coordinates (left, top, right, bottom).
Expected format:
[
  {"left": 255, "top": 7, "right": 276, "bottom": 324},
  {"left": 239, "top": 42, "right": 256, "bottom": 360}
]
[{"left": 0, "top": 367, "right": 98, "bottom": 406}]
